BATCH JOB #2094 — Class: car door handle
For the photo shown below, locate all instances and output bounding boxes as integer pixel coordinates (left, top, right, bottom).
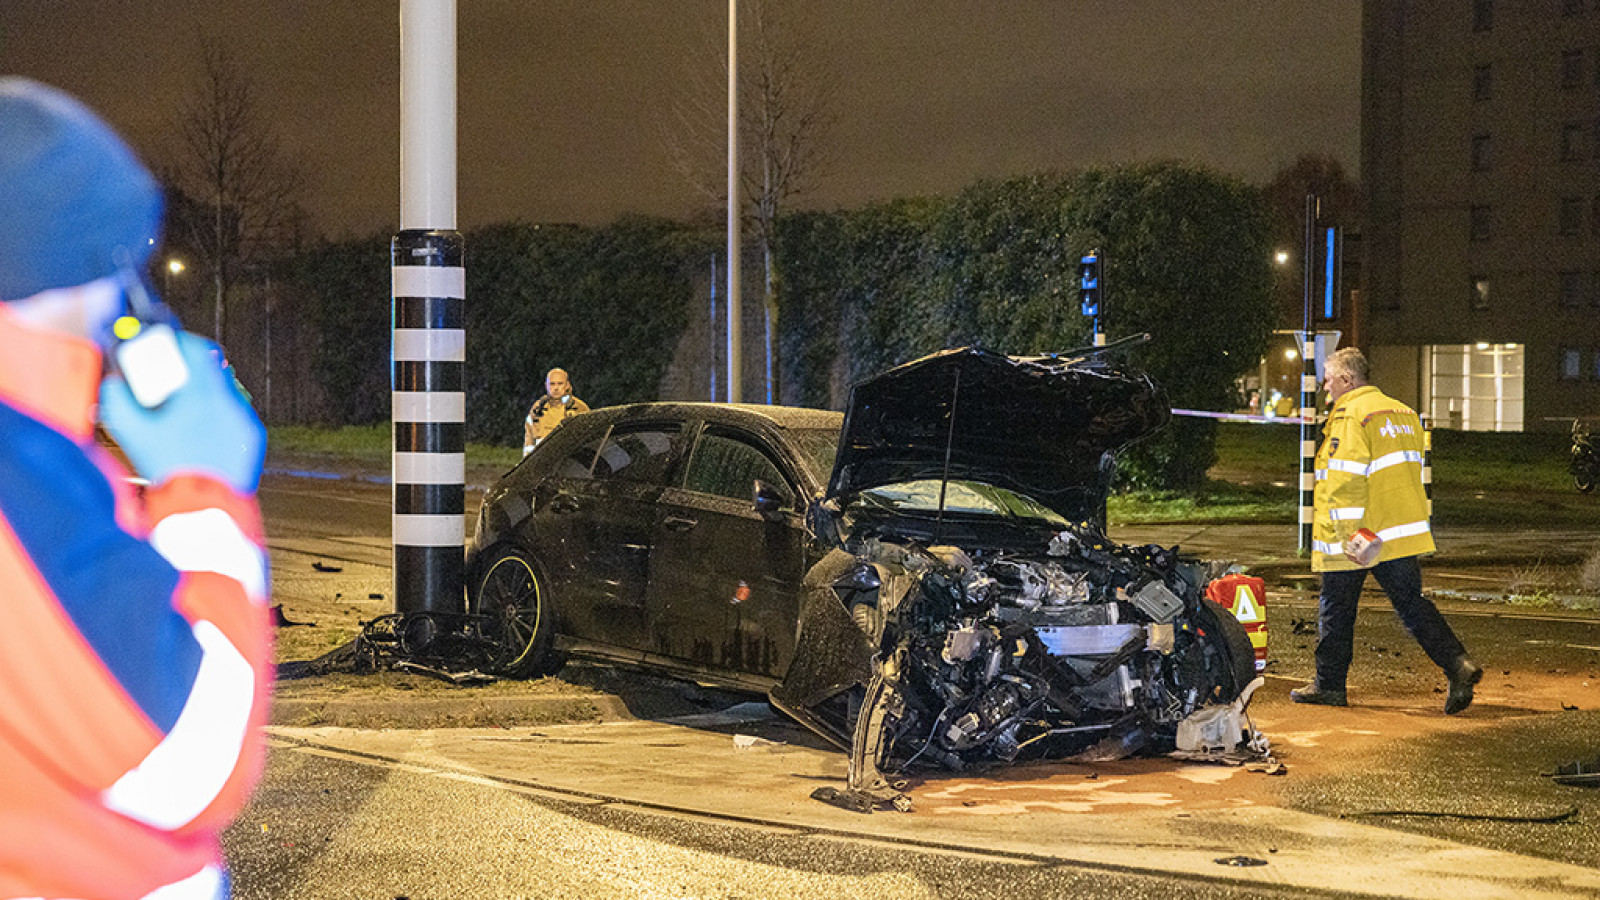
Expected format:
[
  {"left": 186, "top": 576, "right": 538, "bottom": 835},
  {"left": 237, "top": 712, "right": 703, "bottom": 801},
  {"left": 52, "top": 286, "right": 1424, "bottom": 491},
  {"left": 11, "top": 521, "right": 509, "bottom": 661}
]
[
  {"left": 550, "top": 496, "right": 580, "bottom": 514},
  {"left": 663, "top": 515, "right": 697, "bottom": 531}
]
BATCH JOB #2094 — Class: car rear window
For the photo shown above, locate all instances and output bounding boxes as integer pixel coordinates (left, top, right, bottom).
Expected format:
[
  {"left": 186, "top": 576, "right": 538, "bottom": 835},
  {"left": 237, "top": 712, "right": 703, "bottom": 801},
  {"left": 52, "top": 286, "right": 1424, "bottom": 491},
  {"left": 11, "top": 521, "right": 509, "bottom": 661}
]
[{"left": 590, "top": 423, "right": 682, "bottom": 484}]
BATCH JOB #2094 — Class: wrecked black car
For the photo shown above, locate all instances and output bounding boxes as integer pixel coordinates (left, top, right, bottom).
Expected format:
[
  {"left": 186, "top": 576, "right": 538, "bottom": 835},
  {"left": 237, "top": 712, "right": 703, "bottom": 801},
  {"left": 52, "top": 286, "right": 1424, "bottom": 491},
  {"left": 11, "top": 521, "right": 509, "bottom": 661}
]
[{"left": 467, "top": 342, "right": 1265, "bottom": 804}]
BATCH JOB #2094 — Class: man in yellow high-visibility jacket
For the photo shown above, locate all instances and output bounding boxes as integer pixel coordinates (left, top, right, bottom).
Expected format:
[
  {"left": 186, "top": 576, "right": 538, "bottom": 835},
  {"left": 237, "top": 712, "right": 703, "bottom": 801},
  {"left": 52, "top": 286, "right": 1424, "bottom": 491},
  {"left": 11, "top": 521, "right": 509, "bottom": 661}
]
[{"left": 1291, "top": 347, "right": 1483, "bottom": 714}]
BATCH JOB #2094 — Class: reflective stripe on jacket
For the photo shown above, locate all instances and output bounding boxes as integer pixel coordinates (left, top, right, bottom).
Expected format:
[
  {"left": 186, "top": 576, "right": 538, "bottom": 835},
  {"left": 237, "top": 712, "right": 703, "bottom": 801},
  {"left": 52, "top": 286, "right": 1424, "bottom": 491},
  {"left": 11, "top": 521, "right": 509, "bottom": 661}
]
[
  {"left": 0, "top": 306, "right": 270, "bottom": 900},
  {"left": 1311, "top": 384, "right": 1436, "bottom": 572}
]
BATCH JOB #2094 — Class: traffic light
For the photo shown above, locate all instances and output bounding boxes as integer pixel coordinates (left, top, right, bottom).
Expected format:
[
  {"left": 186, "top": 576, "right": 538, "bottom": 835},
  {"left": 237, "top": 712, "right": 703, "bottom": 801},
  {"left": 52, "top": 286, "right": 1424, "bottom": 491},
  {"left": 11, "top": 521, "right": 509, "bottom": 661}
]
[{"left": 1078, "top": 252, "right": 1101, "bottom": 317}]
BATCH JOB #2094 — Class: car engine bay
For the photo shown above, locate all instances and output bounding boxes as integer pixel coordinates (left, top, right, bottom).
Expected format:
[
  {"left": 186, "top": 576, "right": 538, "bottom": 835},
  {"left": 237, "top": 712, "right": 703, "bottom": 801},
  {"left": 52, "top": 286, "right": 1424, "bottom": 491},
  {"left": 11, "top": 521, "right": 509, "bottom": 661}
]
[{"left": 814, "top": 523, "right": 1269, "bottom": 812}]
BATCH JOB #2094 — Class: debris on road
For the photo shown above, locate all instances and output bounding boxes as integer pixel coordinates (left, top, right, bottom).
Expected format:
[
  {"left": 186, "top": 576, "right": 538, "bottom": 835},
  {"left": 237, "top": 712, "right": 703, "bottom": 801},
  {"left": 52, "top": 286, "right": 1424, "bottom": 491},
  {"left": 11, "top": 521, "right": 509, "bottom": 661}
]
[
  {"left": 271, "top": 605, "right": 313, "bottom": 627},
  {"left": 1547, "top": 757, "right": 1600, "bottom": 787}
]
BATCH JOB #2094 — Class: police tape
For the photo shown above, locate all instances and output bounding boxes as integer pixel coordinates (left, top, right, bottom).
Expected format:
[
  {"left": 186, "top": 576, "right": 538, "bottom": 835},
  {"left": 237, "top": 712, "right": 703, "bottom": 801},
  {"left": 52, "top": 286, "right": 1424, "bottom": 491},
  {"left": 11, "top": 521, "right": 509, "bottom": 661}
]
[{"left": 1170, "top": 407, "right": 1313, "bottom": 425}]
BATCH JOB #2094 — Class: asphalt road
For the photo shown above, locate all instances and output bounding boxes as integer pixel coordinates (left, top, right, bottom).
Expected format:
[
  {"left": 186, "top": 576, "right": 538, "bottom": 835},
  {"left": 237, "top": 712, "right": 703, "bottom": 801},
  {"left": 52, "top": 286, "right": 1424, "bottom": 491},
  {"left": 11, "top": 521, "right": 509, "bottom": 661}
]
[
  {"left": 234, "top": 471, "right": 1600, "bottom": 898},
  {"left": 228, "top": 746, "right": 1340, "bottom": 900}
]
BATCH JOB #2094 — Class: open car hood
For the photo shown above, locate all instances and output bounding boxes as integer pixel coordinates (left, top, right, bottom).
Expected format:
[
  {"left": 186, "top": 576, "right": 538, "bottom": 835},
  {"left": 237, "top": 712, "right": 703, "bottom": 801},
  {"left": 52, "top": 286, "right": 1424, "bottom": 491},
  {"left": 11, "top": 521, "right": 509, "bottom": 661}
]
[{"left": 825, "top": 345, "right": 1170, "bottom": 523}]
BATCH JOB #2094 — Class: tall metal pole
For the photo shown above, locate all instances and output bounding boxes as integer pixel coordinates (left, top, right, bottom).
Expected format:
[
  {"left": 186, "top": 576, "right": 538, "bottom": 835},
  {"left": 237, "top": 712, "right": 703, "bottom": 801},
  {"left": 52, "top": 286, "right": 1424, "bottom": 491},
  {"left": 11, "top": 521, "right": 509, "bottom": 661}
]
[
  {"left": 392, "top": 0, "right": 465, "bottom": 615},
  {"left": 726, "top": 0, "right": 742, "bottom": 403},
  {"left": 709, "top": 253, "right": 718, "bottom": 401},
  {"left": 1297, "top": 194, "right": 1318, "bottom": 556}
]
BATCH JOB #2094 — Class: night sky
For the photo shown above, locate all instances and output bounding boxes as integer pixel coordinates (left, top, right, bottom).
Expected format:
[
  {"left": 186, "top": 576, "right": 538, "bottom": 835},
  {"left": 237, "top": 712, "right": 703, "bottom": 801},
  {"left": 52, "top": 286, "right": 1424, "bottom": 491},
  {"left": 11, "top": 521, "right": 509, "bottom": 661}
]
[{"left": 0, "top": 1, "right": 1359, "bottom": 238}]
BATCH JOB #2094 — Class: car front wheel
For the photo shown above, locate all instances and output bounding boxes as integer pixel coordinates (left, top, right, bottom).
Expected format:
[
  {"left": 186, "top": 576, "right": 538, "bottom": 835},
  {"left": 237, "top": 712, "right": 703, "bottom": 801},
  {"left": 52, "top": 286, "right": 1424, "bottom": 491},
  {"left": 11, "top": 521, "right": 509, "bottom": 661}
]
[{"left": 471, "top": 548, "right": 564, "bottom": 677}]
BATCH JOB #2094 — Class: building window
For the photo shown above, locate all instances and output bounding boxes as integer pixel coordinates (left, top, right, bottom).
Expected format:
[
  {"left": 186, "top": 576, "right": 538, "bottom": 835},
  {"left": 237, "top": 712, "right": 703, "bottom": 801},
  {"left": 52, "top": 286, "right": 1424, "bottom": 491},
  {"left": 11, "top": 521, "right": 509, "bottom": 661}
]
[
  {"left": 1562, "top": 197, "right": 1585, "bottom": 235},
  {"left": 1424, "top": 344, "right": 1525, "bottom": 432},
  {"left": 1474, "top": 0, "right": 1493, "bottom": 32},
  {"left": 1471, "top": 276, "right": 1491, "bottom": 309},
  {"left": 1470, "top": 205, "right": 1493, "bottom": 241},
  {"left": 1471, "top": 133, "right": 1492, "bottom": 171},
  {"left": 1566, "top": 0, "right": 1586, "bottom": 15},
  {"left": 1561, "top": 347, "right": 1583, "bottom": 380},
  {"left": 1592, "top": 269, "right": 1600, "bottom": 304},
  {"left": 1562, "top": 270, "right": 1585, "bottom": 306},
  {"left": 1593, "top": 351, "right": 1600, "bottom": 381},
  {"left": 1473, "top": 63, "right": 1493, "bottom": 101},
  {"left": 1562, "top": 123, "right": 1586, "bottom": 160},
  {"left": 1564, "top": 50, "right": 1586, "bottom": 89}
]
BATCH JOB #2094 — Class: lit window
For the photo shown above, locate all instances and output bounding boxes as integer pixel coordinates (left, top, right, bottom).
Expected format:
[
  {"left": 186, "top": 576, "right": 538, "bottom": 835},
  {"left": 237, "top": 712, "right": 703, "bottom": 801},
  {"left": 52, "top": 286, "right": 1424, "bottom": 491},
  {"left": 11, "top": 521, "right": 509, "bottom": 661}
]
[
  {"left": 1563, "top": 50, "right": 1586, "bottom": 89},
  {"left": 1471, "top": 276, "right": 1491, "bottom": 310}
]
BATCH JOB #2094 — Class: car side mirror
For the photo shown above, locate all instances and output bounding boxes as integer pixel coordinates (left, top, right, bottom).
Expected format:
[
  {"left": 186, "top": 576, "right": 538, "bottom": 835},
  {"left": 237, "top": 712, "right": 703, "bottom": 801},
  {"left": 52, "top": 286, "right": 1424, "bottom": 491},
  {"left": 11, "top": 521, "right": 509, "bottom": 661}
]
[{"left": 753, "top": 479, "right": 788, "bottom": 518}]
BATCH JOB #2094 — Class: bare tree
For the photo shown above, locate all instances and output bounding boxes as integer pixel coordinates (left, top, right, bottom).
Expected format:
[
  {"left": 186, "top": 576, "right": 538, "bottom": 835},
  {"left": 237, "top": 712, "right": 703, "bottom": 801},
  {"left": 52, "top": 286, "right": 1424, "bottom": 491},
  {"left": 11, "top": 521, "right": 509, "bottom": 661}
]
[
  {"left": 667, "top": 0, "right": 834, "bottom": 403},
  {"left": 168, "top": 43, "right": 304, "bottom": 345}
]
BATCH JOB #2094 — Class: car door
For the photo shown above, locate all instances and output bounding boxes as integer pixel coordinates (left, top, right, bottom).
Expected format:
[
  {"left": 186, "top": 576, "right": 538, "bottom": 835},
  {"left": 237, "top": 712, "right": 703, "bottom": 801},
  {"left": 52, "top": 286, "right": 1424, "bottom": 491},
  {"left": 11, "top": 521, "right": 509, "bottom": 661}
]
[
  {"left": 648, "top": 422, "right": 809, "bottom": 679},
  {"left": 538, "top": 419, "right": 684, "bottom": 653}
]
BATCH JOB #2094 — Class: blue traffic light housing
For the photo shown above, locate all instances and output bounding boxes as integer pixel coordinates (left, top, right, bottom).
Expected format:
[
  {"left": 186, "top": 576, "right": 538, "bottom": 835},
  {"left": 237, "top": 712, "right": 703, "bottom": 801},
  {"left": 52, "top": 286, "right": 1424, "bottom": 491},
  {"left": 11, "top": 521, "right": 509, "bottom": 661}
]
[{"left": 1078, "top": 252, "right": 1101, "bottom": 317}]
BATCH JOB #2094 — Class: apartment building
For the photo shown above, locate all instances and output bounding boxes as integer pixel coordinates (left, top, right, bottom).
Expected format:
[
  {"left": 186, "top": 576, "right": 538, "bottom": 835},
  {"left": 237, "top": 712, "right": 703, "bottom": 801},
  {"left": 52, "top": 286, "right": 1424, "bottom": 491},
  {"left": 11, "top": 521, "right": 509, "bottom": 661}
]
[{"left": 1363, "top": 0, "right": 1600, "bottom": 430}]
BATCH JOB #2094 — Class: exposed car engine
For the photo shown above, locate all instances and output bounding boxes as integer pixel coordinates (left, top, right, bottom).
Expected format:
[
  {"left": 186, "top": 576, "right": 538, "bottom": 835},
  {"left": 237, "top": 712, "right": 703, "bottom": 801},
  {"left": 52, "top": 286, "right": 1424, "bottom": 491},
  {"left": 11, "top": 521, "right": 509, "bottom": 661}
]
[{"left": 823, "top": 524, "right": 1264, "bottom": 810}]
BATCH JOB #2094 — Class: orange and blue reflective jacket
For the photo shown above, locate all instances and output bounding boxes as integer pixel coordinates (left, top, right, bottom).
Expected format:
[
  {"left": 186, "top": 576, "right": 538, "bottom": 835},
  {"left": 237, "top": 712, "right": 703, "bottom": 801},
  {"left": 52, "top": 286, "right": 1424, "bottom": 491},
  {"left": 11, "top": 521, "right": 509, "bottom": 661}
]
[{"left": 0, "top": 304, "right": 272, "bottom": 900}]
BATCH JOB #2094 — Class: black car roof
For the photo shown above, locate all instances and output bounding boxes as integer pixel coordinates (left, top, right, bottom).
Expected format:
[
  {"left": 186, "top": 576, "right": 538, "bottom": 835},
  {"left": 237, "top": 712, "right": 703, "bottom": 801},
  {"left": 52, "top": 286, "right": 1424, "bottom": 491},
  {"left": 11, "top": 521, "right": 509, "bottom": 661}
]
[{"left": 594, "top": 401, "right": 842, "bottom": 431}]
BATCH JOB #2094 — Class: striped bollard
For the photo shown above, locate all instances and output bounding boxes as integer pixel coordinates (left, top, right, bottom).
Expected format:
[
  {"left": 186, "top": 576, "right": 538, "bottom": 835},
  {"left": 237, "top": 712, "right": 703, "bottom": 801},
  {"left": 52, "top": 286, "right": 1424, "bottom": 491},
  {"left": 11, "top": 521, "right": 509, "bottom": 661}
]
[
  {"left": 1422, "top": 415, "right": 1433, "bottom": 516},
  {"left": 391, "top": 229, "right": 466, "bottom": 615},
  {"left": 1297, "top": 336, "right": 1317, "bottom": 555}
]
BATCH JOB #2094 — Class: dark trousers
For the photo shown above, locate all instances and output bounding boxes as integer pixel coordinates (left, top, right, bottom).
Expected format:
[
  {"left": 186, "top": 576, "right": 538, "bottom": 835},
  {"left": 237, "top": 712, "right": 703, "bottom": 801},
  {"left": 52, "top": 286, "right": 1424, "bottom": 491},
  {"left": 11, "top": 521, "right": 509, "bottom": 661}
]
[{"left": 1315, "top": 555, "right": 1467, "bottom": 691}]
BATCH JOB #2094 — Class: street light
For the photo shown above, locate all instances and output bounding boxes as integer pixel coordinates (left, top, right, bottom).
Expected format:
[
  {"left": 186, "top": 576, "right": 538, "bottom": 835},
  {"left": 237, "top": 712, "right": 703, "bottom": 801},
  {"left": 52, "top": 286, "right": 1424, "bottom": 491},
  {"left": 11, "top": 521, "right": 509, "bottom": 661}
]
[
  {"left": 163, "top": 257, "right": 185, "bottom": 297},
  {"left": 1274, "top": 250, "right": 1290, "bottom": 266}
]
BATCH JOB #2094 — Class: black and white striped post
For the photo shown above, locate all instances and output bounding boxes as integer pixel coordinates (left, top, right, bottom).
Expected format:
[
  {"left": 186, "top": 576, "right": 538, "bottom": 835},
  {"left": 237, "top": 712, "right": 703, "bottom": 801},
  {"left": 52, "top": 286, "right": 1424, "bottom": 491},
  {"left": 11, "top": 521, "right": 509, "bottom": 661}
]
[
  {"left": 393, "top": 0, "right": 463, "bottom": 616},
  {"left": 392, "top": 232, "right": 464, "bottom": 614}
]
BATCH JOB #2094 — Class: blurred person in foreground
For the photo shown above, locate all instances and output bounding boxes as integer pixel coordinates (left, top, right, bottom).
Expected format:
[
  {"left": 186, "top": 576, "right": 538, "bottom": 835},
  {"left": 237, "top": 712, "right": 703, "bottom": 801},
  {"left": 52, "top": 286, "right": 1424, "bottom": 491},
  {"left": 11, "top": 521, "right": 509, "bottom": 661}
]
[
  {"left": 0, "top": 79, "right": 271, "bottom": 899},
  {"left": 523, "top": 366, "right": 589, "bottom": 455},
  {"left": 1291, "top": 346, "right": 1481, "bottom": 715}
]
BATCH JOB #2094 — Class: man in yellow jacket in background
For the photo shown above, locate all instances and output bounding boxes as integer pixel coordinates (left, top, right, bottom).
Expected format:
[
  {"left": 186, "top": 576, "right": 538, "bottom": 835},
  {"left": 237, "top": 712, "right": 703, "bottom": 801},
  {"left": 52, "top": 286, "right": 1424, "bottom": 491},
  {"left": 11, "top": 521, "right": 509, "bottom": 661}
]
[{"left": 1292, "top": 347, "right": 1483, "bottom": 714}]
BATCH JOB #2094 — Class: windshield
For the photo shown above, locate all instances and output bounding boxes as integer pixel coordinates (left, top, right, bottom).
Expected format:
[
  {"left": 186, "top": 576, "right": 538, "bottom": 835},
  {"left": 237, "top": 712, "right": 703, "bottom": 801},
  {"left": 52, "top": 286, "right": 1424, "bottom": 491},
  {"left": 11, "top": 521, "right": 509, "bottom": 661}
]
[
  {"left": 851, "top": 479, "right": 1069, "bottom": 528},
  {"left": 790, "top": 428, "right": 842, "bottom": 487}
]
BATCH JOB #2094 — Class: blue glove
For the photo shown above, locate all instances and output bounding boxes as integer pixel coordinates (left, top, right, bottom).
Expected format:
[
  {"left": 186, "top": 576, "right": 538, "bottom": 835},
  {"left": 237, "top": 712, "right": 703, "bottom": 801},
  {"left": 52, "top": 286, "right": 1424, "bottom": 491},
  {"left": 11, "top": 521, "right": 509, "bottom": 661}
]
[{"left": 99, "top": 332, "right": 266, "bottom": 494}]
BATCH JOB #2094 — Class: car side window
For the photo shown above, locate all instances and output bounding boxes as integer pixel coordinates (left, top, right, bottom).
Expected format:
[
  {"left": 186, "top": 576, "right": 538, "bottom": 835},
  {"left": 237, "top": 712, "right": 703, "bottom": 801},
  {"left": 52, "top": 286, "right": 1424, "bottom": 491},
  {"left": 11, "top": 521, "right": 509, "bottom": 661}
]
[
  {"left": 591, "top": 423, "right": 682, "bottom": 484},
  {"left": 684, "top": 429, "right": 793, "bottom": 508},
  {"left": 551, "top": 432, "right": 603, "bottom": 479}
]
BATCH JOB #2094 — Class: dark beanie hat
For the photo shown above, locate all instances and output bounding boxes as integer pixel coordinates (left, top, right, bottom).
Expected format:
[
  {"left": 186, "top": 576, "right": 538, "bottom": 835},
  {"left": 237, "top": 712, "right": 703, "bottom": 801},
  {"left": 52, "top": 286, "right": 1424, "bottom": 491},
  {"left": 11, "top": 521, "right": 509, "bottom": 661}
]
[{"left": 0, "top": 78, "right": 162, "bottom": 302}]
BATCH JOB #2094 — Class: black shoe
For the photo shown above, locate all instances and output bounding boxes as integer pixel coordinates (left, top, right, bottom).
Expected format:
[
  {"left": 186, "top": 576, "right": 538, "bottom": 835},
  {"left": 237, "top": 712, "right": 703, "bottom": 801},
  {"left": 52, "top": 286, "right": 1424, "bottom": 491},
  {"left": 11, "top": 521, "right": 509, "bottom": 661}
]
[
  {"left": 1291, "top": 683, "right": 1348, "bottom": 706},
  {"left": 1445, "top": 656, "right": 1483, "bottom": 715}
]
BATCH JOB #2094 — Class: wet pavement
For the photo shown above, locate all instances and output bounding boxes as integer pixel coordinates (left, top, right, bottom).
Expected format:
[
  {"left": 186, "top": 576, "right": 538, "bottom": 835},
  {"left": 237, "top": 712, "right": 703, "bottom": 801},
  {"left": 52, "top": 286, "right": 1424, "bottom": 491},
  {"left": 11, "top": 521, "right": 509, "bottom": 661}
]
[{"left": 250, "top": 471, "right": 1600, "bottom": 897}]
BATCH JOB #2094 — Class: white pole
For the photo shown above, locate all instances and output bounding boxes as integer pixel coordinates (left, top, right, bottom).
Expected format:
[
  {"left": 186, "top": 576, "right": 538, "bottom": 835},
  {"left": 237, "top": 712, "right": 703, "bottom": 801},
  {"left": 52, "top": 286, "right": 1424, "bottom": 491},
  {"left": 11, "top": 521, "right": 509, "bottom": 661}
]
[
  {"left": 726, "top": 0, "right": 742, "bottom": 403},
  {"left": 393, "top": 0, "right": 465, "bottom": 616},
  {"left": 401, "top": 0, "right": 456, "bottom": 229}
]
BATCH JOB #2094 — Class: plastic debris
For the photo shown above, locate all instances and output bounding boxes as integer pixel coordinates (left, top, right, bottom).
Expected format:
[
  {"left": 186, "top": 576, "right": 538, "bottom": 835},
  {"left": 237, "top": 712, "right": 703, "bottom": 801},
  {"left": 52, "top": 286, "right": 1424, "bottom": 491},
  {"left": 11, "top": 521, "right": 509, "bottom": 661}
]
[{"left": 1547, "top": 757, "right": 1600, "bottom": 787}]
